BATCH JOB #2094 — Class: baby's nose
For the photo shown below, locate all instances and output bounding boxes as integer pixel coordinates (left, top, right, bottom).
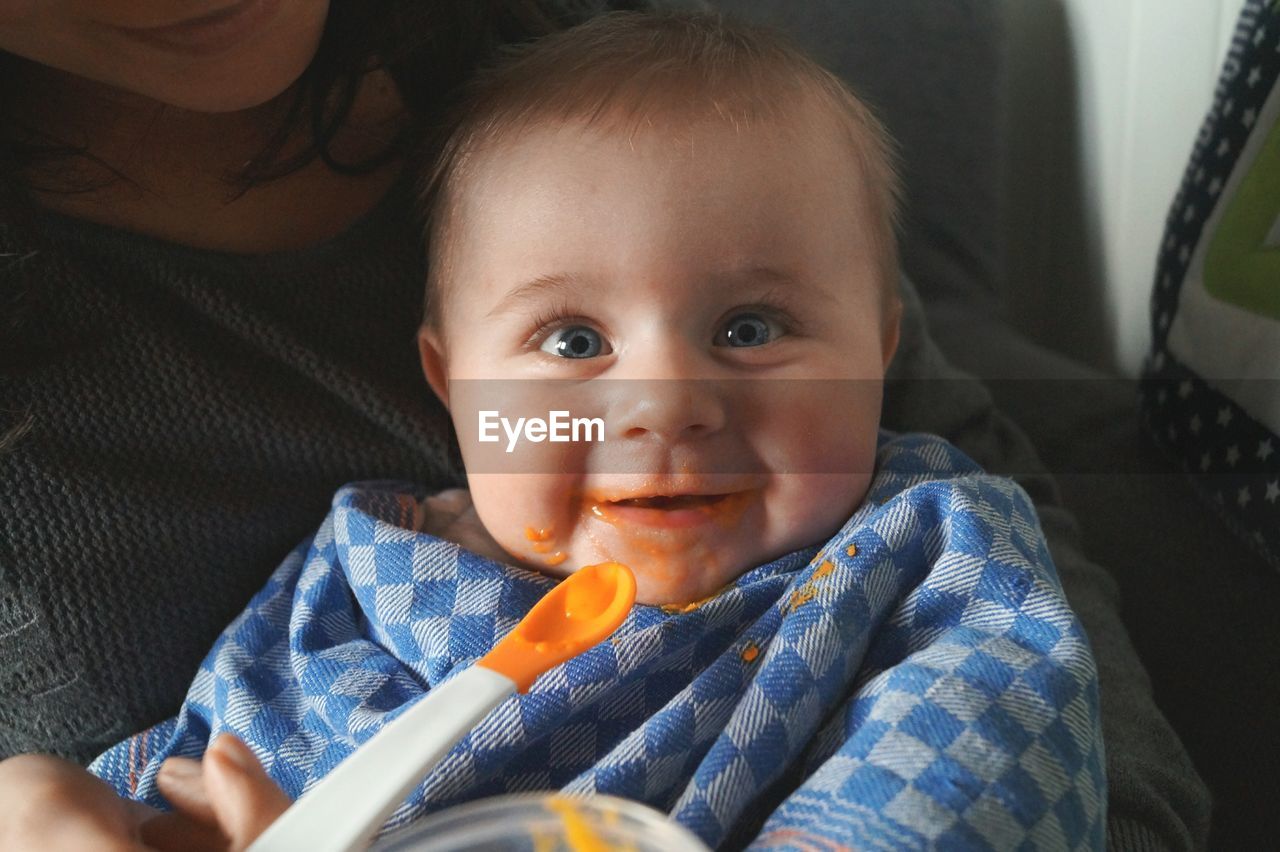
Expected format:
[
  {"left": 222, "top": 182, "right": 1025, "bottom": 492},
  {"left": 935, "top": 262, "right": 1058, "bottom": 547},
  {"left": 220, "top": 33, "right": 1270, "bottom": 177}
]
[{"left": 608, "top": 379, "right": 727, "bottom": 443}]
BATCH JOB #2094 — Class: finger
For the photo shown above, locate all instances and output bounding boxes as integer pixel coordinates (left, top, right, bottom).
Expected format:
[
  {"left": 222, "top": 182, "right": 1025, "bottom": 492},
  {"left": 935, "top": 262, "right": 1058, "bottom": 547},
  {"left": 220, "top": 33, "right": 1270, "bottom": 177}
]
[
  {"left": 0, "top": 753, "right": 157, "bottom": 852},
  {"left": 155, "top": 757, "right": 216, "bottom": 824},
  {"left": 19, "top": 809, "right": 152, "bottom": 852},
  {"left": 137, "top": 810, "right": 228, "bottom": 852},
  {"left": 202, "top": 735, "right": 292, "bottom": 851}
]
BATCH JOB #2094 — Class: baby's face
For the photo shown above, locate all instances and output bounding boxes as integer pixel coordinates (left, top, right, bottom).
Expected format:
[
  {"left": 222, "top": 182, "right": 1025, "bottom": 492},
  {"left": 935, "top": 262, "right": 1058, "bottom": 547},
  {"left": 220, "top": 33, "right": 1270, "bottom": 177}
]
[{"left": 420, "top": 110, "right": 898, "bottom": 605}]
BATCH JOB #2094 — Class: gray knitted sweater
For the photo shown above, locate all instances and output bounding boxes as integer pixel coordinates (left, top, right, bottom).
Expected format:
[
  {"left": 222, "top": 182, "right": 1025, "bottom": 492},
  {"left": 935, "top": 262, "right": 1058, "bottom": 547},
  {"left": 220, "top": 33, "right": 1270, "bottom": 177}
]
[{"left": 0, "top": 177, "right": 456, "bottom": 762}]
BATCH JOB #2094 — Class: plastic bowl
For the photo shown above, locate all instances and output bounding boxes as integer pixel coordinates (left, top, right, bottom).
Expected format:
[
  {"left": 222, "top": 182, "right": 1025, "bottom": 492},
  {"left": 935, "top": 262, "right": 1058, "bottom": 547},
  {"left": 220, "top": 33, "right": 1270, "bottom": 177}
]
[{"left": 371, "top": 793, "right": 710, "bottom": 852}]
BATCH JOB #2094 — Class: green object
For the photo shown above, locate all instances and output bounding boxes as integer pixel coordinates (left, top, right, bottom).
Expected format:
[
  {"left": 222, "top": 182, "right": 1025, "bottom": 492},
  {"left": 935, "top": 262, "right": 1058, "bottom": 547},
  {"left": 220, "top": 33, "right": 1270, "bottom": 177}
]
[{"left": 1203, "top": 109, "right": 1280, "bottom": 320}]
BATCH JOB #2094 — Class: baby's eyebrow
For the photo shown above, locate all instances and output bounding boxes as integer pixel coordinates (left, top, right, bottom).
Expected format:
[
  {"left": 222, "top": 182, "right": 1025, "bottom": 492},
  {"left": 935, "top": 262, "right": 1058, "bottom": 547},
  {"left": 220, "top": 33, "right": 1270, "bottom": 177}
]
[
  {"left": 487, "top": 273, "right": 584, "bottom": 319},
  {"left": 709, "top": 266, "right": 837, "bottom": 304},
  {"left": 708, "top": 265, "right": 792, "bottom": 286},
  {"left": 486, "top": 266, "right": 836, "bottom": 319}
]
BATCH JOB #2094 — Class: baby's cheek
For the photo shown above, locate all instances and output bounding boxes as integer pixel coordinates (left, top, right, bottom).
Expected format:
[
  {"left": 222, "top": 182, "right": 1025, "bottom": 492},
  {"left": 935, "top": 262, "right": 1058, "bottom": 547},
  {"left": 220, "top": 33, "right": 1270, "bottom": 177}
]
[
  {"left": 468, "top": 472, "right": 583, "bottom": 571},
  {"left": 767, "top": 472, "right": 872, "bottom": 550}
]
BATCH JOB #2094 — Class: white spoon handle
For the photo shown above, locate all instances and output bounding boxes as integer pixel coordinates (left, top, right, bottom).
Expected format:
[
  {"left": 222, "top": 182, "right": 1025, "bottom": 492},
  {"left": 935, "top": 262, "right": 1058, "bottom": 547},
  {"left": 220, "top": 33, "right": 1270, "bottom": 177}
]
[{"left": 248, "top": 666, "right": 516, "bottom": 852}]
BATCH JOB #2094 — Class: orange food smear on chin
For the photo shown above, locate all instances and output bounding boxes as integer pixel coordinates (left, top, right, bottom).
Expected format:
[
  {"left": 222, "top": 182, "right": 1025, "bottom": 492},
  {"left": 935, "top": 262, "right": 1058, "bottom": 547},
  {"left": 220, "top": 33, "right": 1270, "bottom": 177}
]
[
  {"left": 578, "top": 487, "right": 762, "bottom": 607},
  {"left": 524, "top": 526, "right": 553, "bottom": 542}
]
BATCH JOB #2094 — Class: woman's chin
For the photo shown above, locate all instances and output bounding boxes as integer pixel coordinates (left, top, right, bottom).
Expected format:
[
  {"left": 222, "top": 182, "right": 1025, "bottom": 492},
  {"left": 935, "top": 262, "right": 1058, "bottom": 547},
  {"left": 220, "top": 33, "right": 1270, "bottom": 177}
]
[{"left": 145, "top": 51, "right": 315, "bottom": 113}]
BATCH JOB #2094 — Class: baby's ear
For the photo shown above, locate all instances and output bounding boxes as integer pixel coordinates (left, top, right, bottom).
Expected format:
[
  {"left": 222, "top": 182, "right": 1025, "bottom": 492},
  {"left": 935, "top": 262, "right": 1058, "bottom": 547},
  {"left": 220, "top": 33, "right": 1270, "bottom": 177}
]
[{"left": 417, "top": 326, "right": 450, "bottom": 409}]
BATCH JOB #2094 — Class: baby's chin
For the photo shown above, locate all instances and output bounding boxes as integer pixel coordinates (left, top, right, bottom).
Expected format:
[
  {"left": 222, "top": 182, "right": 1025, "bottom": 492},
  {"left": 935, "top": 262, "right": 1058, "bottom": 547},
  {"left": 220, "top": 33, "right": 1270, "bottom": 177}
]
[
  {"left": 632, "top": 573, "right": 734, "bottom": 608},
  {"left": 615, "top": 551, "right": 751, "bottom": 607}
]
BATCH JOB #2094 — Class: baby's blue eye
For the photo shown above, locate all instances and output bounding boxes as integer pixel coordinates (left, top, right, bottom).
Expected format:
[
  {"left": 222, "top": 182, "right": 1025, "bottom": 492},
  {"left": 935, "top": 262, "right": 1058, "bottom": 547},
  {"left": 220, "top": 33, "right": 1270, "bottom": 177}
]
[
  {"left": 717, "top": 313, "right": 777, "bottom": 347},
  {"left": 541, "top": 325, "right": 607, "bottom": 358}
]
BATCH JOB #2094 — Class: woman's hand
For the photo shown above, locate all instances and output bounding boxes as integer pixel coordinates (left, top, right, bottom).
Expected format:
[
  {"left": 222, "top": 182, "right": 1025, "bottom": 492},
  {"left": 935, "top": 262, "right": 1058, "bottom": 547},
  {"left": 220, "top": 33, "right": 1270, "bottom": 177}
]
[
  {"left": 0, "top": 734, "right": 291, "bottom": 851},
  {"left": 0, "top": 749, "right": 166, "bottom": 851}
]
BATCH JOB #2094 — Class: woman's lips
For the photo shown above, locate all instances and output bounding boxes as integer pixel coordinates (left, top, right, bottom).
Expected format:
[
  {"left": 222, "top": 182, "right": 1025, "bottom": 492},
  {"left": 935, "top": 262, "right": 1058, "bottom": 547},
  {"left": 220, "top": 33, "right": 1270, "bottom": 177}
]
[{"left": 107, "top": 0, "right": 279, "bottom": 56}]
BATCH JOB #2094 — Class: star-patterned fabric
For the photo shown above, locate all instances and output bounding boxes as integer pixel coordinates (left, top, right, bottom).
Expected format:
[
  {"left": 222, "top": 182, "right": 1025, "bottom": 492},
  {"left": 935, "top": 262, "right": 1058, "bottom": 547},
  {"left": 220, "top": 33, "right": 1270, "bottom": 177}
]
[
  {"left": 90, "top": 433, "right": 1105, "bottom": 850},
  {"left": 1141, "top": 0, "right": 1280, "bottom": 570}
]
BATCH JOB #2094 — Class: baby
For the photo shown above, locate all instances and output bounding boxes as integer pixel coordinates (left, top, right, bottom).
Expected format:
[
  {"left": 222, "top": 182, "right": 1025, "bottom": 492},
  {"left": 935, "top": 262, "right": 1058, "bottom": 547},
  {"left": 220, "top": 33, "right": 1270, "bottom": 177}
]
[
  {"left": 411, "top": 7, "right": 902, "bottom": 608},
  {"left": 89, "top": 11, "right": 1106, "bottom": 849}
]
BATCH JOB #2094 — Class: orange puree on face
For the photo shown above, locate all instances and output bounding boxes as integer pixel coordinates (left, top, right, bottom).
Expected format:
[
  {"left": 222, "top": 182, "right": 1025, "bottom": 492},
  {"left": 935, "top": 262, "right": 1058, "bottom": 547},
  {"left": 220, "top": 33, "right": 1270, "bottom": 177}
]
[
  {"left": 522, "top": 525, "right": 566, "bottom": 564},
  {"left": 525, "top": 526, "right": 553, "bottom": 542}
]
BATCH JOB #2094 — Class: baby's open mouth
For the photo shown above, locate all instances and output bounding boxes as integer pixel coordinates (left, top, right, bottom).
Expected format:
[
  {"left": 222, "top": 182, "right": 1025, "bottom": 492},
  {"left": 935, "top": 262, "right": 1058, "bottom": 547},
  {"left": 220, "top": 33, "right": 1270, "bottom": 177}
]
[
  {"left": 610, "top": 494, "right": 730, "bottom": 510},
  {"left": 591, "top": 490, "right": 753, "bottom": 530}
]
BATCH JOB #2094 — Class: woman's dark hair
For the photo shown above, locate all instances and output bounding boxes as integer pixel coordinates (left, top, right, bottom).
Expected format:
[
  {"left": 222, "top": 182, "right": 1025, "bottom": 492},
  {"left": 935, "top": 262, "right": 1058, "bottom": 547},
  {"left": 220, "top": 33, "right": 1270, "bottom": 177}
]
[
  {"left": 0, "top": 0, "right": 606, "bottom": 197},
  {"left": 246, "top": 0, "right": 598, "bottom": 182},
  {"left": 0, "top": 0, "right": 634, "bottom": 451}
]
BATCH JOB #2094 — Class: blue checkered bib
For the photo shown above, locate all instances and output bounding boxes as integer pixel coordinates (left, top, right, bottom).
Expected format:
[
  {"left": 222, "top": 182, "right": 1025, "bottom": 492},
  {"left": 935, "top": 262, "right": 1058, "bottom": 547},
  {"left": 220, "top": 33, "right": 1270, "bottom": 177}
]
[{"left": 91, "top": 433, "right": 1105, "bottom": 849}]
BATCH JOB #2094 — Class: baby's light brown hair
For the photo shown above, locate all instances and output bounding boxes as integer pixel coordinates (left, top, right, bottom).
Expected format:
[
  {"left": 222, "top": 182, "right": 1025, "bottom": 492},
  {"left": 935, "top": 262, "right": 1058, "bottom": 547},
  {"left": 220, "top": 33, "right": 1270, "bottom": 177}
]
[{"left": 419, "top": 10, "right": 902, "bottom": 331}]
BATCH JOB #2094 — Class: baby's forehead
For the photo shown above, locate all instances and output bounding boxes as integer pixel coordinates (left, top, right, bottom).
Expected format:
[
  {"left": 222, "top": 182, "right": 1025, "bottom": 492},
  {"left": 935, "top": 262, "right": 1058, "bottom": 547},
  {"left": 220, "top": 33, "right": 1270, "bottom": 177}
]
[
  {"left": 430, "top": 105, "right": 892, "bottom": 312},
  {"left": 463, "top": 80, "right": 866, "bottom": 172},
  {"left": 421, "top": 17, "right": 902, "bottom": 329},
  {"left": 447, "top": 93, "right": 877, "bottom": 237}
]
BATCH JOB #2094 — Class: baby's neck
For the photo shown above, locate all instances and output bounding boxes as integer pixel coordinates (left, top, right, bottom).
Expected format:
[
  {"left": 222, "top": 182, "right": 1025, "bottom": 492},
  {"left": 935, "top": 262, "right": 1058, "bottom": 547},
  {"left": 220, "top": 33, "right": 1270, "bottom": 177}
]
[{"left": 416, "top": 489, "right": 513, "bottom": 565}]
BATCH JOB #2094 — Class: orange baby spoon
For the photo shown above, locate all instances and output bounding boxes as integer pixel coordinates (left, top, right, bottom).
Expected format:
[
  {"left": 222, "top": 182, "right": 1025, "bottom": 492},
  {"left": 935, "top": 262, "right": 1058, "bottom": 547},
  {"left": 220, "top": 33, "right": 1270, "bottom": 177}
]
[
  {"left": 479, "top": 561, "right": 635, "bottom": 691},
  {"left": 248, "top": 562, "right": 636, "bottom": 852}
]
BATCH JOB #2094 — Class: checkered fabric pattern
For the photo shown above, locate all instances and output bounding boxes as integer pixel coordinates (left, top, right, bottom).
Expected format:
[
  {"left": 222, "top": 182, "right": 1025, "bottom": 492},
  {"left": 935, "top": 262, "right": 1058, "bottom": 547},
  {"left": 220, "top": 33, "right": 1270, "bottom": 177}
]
[{"left": 91, "top": 432, "right": 1105, "bottom": 850}]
